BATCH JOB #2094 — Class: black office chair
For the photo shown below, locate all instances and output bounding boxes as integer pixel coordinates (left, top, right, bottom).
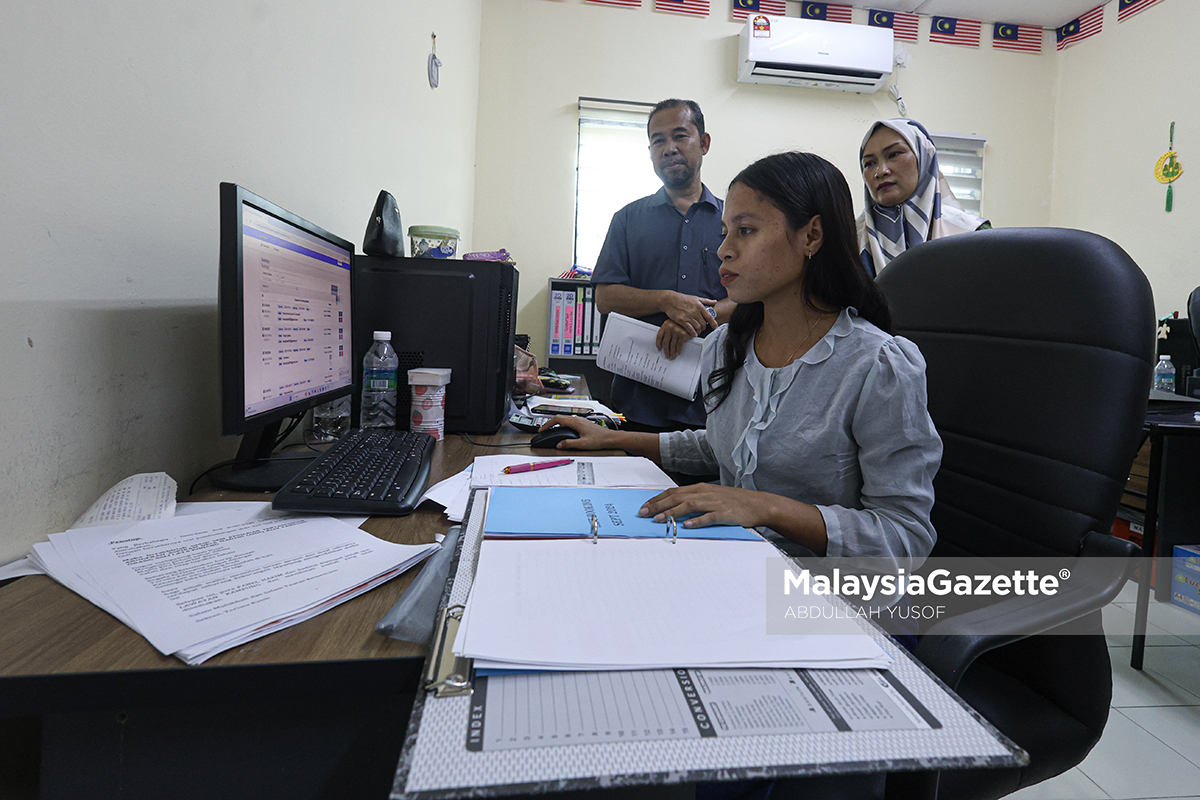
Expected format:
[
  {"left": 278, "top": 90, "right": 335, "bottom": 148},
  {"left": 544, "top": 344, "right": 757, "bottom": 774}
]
[{"left": 875, "top": 228, "right": 1154, "bottom": 800}]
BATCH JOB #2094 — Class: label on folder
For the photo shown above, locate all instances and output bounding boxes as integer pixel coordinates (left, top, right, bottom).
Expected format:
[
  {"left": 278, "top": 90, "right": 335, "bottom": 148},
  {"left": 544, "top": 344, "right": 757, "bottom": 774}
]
[{"left": 484, "top": 487, "right": 760, "bottom": 541}]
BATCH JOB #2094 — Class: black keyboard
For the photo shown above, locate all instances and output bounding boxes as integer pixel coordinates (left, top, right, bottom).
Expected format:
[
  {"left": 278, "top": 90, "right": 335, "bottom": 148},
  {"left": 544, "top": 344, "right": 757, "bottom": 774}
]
[{"left": 272, "top": 428, "right": 436, "bottom": 516}]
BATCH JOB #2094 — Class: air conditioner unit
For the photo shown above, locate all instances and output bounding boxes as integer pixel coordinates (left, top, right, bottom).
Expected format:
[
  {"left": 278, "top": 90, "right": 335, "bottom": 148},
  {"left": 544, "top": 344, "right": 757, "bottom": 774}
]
[{"left": 738, "top": 16, "right": 893, "bottom": 93}]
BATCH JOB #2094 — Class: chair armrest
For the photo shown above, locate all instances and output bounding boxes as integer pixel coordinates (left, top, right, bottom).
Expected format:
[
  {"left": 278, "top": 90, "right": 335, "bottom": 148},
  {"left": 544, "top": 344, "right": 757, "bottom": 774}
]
[{"left": 913, "top": 533, "right": 1140, "bottom": 688}]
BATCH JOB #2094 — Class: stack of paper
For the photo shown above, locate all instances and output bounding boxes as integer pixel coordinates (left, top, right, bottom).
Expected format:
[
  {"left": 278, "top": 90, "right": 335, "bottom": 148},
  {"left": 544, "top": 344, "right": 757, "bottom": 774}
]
[
  {"left": 454, "top": 537, "right": 890, "bottom": 672},
  {"left": 485, "top": 487, "right": 761, "bottom": 542},
  {"left": 29, "top": 508, "right": 438, "bottom": 664}
]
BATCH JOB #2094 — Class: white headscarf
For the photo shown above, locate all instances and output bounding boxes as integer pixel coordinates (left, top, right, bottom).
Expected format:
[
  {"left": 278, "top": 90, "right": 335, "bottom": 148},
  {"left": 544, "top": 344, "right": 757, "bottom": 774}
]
[{"left": 857, "top": 118, "right": 988, "bottom": 277}]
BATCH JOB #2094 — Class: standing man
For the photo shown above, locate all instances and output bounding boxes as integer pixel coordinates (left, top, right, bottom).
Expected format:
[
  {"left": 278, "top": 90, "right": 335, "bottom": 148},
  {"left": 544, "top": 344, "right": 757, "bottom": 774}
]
[{"left": 592, "top": 98, "right": 734, "bottom": 432}]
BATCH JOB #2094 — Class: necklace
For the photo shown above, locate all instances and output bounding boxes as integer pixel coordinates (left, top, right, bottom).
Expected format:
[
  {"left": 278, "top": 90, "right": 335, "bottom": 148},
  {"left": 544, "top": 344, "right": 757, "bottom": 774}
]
[{"left": 783, "top": 313, "right": 827, "bottom": 365}]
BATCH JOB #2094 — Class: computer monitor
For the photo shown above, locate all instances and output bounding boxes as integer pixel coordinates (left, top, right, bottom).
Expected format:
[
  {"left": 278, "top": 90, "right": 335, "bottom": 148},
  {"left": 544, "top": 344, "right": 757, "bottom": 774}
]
[{"left": 217, "top": 183, "right": 355, "bottom": 490}]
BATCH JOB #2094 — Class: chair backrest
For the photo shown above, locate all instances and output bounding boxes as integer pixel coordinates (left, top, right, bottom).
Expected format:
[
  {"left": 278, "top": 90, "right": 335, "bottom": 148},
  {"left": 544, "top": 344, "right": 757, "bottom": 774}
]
[
  {"left": 876, "top": 228, "right": 1154, "bottom": 559},
  {"left": 1189, "top": 286, "right": 1200, "bottom": 359}
]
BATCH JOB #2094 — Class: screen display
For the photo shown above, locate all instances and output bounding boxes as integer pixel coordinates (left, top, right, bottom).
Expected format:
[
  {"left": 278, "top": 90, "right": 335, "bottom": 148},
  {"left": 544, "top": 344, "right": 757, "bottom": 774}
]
[{"left": 239, "top": 202, "right": 353, "bottom": 419}]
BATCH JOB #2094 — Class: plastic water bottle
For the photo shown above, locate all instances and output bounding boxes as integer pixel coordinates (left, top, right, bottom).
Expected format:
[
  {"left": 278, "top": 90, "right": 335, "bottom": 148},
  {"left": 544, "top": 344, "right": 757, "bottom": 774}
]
[
  {"left": 1153, "top": 354, "right": 1176, "bottom": 393},
  {"left": 361, "top": 331, "right": 399, "bottom": 429},
  {"left": 312, "top": 396, "right": 350, "bottom": 441}
]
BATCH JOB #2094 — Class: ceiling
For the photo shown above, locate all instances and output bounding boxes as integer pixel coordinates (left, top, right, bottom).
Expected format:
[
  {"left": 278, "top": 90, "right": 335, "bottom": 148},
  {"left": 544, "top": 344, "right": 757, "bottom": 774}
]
[{"left": 859, "top": 1, "right": 1106, "bottom": 29}]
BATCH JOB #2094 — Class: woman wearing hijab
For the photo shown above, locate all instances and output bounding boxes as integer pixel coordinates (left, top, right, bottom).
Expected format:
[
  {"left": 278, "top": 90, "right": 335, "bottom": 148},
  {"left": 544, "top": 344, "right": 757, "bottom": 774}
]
[{"left": 857, "top": 117, "right": 989, "bottom": 277}]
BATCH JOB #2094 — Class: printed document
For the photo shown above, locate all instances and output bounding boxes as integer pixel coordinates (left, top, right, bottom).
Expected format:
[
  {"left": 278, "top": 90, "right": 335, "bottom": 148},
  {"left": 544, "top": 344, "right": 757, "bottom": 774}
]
[
  {"left": 596, "top": 313, "right": 704, "bottom": 400},
  {"left": 30, "top": 509, "right": 438, "bottom": 664},
  {"left": 71, "top": 472, "right": 177, "bottom": 528},
  {"left": 467, "top": 667, "right": 938, "bottom": 751},
  {"left": 470, "top": 455, "right": 674, "bottom": 489},
  {"left": 454, "top": 538, "right": 889, "bottom": 671}
]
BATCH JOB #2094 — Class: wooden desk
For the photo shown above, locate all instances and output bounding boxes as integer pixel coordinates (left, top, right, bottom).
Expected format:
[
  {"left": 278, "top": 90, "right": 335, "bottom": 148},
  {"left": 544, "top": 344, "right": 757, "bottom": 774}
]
[{"left": 0, "top": 427, "right": 561, "bottom": 800}]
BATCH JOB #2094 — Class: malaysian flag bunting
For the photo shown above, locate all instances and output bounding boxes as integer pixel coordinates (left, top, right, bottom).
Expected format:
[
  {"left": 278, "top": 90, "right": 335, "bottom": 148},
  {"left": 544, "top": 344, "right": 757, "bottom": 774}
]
[
  {"left": 992, "top": 23, "right": 1042, "bottom": 53},
  {"left": 867, "top": 9, "right": 918, "bottom": 42},
  {"left": 586, "top": 0, "right": 642, "bottom": 7},
  {"left": 655, "top": 0, "right": 709, "bottom": 17},
  {"left": 800, "top": 2, "right": 853, "bottom": 24},
  {"left": 929, "top": 16, "right": 981, "bottom": 47},
  {"left": 1057, "top": 6, "right": 1103, "bottom": 50},
  {"left": 1118, "top": 0, "right": 1164, "bottom": 22},
  {"left": 732, "top": 0, "right": 785, "bottom": 21}
]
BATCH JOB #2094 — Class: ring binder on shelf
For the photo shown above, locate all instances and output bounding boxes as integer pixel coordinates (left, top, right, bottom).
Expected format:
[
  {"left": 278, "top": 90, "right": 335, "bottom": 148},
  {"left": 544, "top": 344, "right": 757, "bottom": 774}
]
[{"left": 424, "top": 604, "right": 473, "bottom": 697}]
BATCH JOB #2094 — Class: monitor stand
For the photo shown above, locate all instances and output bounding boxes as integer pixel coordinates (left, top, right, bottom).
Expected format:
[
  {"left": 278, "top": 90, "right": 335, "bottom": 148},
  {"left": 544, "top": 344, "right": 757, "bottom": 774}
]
[{"left": 208, "top": 420, "right": 318, "bottom": 493}]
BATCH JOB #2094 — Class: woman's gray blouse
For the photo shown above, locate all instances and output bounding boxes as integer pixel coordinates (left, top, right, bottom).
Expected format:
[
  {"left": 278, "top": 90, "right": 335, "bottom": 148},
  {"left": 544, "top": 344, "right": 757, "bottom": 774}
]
[{"left": 659, "top": 308, "right": 942, "bottom": 569}]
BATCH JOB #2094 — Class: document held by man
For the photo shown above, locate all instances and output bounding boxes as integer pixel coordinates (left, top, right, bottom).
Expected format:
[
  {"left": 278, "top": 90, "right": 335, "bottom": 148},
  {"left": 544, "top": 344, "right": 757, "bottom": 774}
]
[
  {"left": 596, "top": 312, "right": 704, "bottom": 400},
  {"left": 29, "top": 508, "right": 438, "bottom": 664},
  {"left": 454, "top": 537, "right": 890, "bottom": 671}
]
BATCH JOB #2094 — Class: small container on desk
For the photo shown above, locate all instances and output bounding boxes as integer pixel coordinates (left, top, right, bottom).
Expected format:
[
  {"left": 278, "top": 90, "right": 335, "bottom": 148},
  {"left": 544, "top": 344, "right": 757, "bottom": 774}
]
[{"left": 409, "top": 367, "right": 452, "bottom": 440}]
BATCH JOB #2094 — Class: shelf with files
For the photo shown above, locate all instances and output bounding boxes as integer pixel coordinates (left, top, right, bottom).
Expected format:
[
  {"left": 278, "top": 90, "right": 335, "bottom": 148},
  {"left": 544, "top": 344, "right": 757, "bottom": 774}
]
[{"left": 546, "top": 277, "right": 604, "bottom": 360}]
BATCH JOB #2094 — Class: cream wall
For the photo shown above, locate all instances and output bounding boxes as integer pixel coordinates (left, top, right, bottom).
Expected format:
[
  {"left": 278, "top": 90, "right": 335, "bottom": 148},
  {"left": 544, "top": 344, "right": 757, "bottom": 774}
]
[
  {"left": 1050, "top": 0, "right": 1195, "bottom": 318},
  {"left": 473, "top": 0, "right": 1058, "bottom": 361},
  {"left": 0, "top": 0, "right": 482, "bottom": 563}
]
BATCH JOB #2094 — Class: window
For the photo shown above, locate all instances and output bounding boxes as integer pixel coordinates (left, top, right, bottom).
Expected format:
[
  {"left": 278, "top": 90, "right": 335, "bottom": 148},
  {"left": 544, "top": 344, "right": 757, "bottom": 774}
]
[
  {"left": 573, "top": 98, "right": 659, "bottom": 272},
  {"left": 930, "top": 131, "right": 986, "bottom": 217}
]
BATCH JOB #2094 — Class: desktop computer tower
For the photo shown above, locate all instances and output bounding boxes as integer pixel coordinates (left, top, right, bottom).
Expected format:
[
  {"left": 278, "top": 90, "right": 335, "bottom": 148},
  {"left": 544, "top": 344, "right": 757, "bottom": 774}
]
[{"left": 352, "top": 256, "right": 518, "bottom": 434}]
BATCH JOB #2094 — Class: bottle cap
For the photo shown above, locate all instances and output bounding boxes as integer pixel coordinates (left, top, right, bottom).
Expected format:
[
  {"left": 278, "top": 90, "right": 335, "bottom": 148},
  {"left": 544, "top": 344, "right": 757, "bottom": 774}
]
[{"left": 373, "top": 331, "right": 392, "bottom": 341}]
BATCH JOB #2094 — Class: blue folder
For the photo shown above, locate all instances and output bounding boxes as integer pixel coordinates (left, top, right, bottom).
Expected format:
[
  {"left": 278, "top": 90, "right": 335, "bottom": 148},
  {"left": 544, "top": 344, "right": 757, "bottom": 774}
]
[{"left": 484, "top": 487, "right": 761, "bottom": 541}]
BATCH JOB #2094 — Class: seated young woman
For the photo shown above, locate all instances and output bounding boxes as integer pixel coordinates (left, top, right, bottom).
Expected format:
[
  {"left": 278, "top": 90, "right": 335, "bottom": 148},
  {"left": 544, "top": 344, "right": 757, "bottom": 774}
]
[
  {"left": 858, "top": 117, "right": 990, "bottom": 278},
  {"left": 539, "top": 151, "right": 942, "bottom": 570}
]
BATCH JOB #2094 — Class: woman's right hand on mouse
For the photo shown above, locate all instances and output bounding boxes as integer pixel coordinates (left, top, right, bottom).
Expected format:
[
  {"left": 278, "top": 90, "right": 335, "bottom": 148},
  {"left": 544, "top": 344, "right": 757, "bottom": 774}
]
[{"left": 538, "top": 415, "right": 621, "bottom": 450}]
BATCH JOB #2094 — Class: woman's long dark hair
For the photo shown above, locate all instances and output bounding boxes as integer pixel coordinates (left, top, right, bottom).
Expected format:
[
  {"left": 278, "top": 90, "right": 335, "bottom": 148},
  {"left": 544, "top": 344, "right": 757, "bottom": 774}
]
[{"left": 705, "top": 151, "right": 892, "bottom": 409}]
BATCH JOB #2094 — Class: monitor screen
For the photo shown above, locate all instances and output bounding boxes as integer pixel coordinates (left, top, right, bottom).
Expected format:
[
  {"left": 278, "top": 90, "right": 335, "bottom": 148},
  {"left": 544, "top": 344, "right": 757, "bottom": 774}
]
[{"left": 218, "top": 183, "right": 355, "bottom": 489}]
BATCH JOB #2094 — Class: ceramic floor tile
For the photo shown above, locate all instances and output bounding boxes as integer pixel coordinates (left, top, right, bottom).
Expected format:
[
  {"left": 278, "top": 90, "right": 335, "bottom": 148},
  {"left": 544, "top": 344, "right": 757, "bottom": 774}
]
[
  {"left": 1121, "top": 704, "right": 1200, "bottom": 768},
  {"left": 1103, "top": 603, "right": 1189, "bottom": 647},
  {"left": 1130, "top": 644, "right": 1200, "bottom": 698},
  {"left": 1109, "top": 646, "right": 1200, "bottom": 707},
  {"left": 1078, "top": 711, "right": 1200, "bottom": 799},
  {"left": 1004, "top": 767, "right": 1110, "bottom": 799},
  {"left": 1145, "top": 601, "right": 1200, "bottom": 644}
]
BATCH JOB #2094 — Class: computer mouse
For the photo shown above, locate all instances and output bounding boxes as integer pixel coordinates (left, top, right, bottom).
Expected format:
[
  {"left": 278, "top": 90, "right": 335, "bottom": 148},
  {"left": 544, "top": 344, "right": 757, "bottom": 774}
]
[{"left": 529, "top": 426, "right": 581, "bottom": 449}]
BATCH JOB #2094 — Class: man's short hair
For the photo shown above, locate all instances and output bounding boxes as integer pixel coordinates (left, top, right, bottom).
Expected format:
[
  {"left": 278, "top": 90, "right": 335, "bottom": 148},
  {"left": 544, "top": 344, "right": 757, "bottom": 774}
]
[{"left": 648, "top": 99, "right": 705, "bottom": 137}]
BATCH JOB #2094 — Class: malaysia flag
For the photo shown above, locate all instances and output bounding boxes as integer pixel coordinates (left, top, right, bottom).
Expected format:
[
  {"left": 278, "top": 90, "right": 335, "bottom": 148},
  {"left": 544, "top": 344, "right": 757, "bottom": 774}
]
[
  {"left": 929, "top": 16, "right": 981, "bottom": 48},
  {"left": 867, "top": 9, "right": 918, "bottom": 42},
  {"left": 992, "top": 23, "right": 1043, "bottom": 53},
  {"left": 1118, "top": 0, "right": 1164, "bottom": 23},
  {"left": 800, "top": 2, "right": 853, "bottom": 24},
  {"left": 585, "top": 0, "right": 642, "bottom": 7},
  {"left": 1056, "top": 5, "right": 1103, "bottom": 50},
  {"left": 732, "top": 0, "right": 785, "bottom": 21},
  {"left": 655, "top": 0, "right": 709, "bottom": 17}
]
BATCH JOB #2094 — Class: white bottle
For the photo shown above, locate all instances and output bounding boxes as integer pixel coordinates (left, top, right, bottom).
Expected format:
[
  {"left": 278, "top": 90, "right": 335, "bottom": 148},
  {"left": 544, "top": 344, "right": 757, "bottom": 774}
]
[
  {"left": 312, "top": 395, "right": 351, "bottom": 441},
  {"left": 1153, "top": 354, "right": 1176, "bottom": 393},
  {"left": 361, "top": 331, "right": 399, "bottom": 429}
]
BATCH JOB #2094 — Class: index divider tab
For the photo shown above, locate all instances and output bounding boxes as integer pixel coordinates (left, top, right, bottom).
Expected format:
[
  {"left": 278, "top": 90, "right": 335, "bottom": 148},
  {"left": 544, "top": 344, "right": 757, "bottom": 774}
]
[{"left": 424, "top": 603, "right": 473, "bottom": 697}]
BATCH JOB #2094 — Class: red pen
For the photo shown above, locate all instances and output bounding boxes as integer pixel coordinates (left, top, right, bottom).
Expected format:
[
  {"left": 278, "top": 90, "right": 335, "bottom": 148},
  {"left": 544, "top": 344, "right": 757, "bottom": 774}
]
[{"left": 503, "top": 458, "right": 574, "bottom": 475}]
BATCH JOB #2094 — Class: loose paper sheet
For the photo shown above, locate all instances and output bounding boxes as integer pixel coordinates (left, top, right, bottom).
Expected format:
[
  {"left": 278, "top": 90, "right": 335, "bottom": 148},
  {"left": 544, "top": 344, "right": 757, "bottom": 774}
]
[
  {"left": 455, "top": 538, "right": 889, "bottom": 671},
  {"left": 71, "top": 472, "right": 177, "bottom": 528}
]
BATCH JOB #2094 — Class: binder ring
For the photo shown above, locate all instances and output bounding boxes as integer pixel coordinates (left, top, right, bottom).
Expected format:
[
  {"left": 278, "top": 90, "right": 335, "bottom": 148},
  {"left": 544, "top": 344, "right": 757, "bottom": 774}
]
[
  {"left": 667, "top": 516, "right": 677, "bottom": 544},
  {"left": 590, "top": 513, "right": 599, "bottom": 544}
]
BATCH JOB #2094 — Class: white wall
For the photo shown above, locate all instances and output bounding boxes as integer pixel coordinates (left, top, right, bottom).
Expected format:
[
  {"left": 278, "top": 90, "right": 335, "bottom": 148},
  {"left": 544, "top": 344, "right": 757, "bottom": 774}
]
[
  {"left": 472, "top": 0, "right": 1058, "bottom": 360},
  {"left": 1050, "top": 0, "right": 1197, "bottom": 318},
  {"left": 0, "top": 0, "right": 482, "bottom": 562}
]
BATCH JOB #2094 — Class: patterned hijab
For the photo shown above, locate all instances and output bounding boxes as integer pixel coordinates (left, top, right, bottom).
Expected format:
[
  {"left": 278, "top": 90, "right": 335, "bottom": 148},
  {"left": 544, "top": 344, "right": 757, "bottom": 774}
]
[{"left": 857, "top": 118, "right": 987, "bottom": 277}]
